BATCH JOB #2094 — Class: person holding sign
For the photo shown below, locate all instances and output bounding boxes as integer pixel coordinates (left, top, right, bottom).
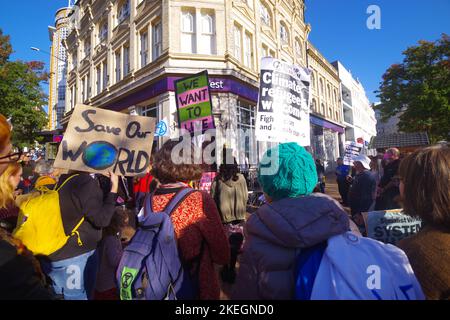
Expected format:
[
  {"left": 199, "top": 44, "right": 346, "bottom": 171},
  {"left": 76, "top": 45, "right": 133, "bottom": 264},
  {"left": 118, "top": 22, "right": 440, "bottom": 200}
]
[
  {"left": 397, "top": 144, "right": 450, "bottom": 300},
  {"left": 37, "top": 170, "right": 119, "bottom": 300}
]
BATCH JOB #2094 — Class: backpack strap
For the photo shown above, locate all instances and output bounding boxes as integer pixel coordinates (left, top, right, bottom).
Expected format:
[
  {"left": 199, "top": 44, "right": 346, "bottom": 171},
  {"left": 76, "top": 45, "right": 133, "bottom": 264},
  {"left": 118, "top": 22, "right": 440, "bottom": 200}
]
[
  {"left": 145, "top": 188, "right": 195, "bottom": 218},
  {"left": 54, "top": 174, "right": 79, "bottom": 191},
  {"left": 54, "top": 174, "right": 84, "bottom": 246}
]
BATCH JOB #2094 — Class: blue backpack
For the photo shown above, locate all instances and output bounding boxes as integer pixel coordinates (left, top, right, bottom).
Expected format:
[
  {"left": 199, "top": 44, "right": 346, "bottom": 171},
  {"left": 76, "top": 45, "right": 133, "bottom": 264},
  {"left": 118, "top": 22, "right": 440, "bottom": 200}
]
[{"left": 116, "top": 188, "right": 201, "bottom": 300}]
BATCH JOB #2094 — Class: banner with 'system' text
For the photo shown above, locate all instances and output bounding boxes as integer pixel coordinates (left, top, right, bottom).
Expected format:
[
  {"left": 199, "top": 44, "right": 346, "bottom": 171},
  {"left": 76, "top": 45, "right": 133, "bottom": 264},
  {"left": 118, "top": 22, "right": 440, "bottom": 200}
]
[
  {"left": 255, "top": 57, "right": 311, "bottom": 146},
  {"left": 54, "top": 104, "right": 156, "bottom": 176}
]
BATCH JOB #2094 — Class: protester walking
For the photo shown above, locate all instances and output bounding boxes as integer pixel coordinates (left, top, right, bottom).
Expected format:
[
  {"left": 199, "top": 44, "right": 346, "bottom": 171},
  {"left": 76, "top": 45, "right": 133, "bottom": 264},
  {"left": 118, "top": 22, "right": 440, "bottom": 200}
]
[
  {"left": 94, "top": 208, "right": 127, "bottom": 300},
  {"left": 117, "top": 140, "right": 229, "bottom": 300},
  {"left": 315, "top": 159, "right": 326, "bottom": 193},
  {"left": 335, "top": 157, "right": 350, "bottom": 206},
  {"left": 347, "top": 155, "right": 377, "bottom": 231},
  {"left": 397, "top": 144, "right": 450, "bottom": 300},
  {"left": 210, "top": 159, "right": 248, "bottom": 284},
  {"left": 232, "top": 143, "right": 424, "bottom": 300},
  {"left": 375, "top": 148, "right": 402, "bottom": 210}
]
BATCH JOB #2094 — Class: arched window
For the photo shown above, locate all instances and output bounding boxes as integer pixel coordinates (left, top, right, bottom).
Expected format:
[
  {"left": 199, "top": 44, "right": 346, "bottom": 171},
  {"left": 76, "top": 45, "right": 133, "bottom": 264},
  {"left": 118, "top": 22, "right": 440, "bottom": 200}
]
[
  {"left": 310, "top": 72, "right": 315, "bottom": 90},
  {"left": 260, "top": 2, "right": 272, "bottom": 27},
  {"left": 200, "top": 12, "right": 216, "bottom": 55},
  {"left": 334, "top": 89, "right": 337, "bottom": 104},
  {"left": 311, "top": 98, "right": 317, "bottom": 111},
  {"left": 320, "top": 78, "right": 324, "bottom": 96},
  {"left": 280, "top": 22, "right": 289, "bottom": 44},
  {"left": 327, "top": 84, "right": 331, "bottom": 101},
  {"left": 181, "top": 10, "right": 196, "bottom": 53},
  {"left": 321, "top": 103, "right": 325, "bottom": 115}
]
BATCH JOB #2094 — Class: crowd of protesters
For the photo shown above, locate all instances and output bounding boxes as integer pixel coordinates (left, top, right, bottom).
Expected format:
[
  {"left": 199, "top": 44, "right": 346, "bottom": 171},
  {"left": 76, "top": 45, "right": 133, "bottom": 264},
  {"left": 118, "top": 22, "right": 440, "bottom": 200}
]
[{"left": 0, "top": 112, "right": 449, "bottom": 300}]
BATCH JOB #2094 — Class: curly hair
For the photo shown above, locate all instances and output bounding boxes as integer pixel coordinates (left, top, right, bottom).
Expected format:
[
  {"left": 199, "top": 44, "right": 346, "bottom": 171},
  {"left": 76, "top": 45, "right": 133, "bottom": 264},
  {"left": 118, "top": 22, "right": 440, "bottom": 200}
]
[
  {"left": 0, "top": 163, "right": 21, "bottom": 209},
  {"left": 151, "top": 140, "right": 203, "bottom": 184},
  {"left": 399, "top": 144, "right": 450, "bottom": 229}
]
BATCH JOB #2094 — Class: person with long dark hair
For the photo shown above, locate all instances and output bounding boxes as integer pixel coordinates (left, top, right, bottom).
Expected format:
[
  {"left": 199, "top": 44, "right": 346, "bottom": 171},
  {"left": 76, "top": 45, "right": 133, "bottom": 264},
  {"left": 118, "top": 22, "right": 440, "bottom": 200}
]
[{"left": 211, "top": 158, "right": 248, "bottom": 283}]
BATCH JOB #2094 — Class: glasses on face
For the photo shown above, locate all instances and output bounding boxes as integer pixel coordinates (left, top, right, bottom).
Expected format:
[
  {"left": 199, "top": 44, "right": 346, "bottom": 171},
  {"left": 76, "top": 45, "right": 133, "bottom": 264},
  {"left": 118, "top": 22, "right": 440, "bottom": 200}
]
[{"left": 0, "top": 150, "right": 23, "bottom": 164}]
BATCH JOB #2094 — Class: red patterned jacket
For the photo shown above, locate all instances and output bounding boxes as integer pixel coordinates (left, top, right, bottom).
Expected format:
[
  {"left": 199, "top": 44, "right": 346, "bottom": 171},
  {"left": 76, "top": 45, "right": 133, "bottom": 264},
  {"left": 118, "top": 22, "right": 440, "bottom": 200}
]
[{"left": 152, "top": 187, "right": 230, "bottom": 300}]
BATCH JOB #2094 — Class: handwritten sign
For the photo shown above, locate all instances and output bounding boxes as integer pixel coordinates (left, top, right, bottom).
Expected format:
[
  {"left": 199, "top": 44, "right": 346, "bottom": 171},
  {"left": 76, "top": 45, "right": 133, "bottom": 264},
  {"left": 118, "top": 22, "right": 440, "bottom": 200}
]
[
  {"left": 175, "top": 71, "right": 215, "bottom": 134},
  {"left": 362, "top": 209, "right": 422, "bottom": 245},
  {"left": 344, "top": 141, "right": 363, "bottom": 166},
  {"left": 54, "top": 104, "right": 156, "bottom": 176},
  {"left": 255, "top": 57, "right": 311, "bottom": 146}
]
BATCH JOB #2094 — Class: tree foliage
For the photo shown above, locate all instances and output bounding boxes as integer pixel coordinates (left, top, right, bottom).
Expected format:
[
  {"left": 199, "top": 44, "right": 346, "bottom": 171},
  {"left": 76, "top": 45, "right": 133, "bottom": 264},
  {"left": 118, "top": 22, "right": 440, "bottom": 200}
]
[
  {"left": 0, "top": 29, "right": 48, "bottom": 147},
  {"left": 376, "top": 34, "right": 450, "bottom": 143}
]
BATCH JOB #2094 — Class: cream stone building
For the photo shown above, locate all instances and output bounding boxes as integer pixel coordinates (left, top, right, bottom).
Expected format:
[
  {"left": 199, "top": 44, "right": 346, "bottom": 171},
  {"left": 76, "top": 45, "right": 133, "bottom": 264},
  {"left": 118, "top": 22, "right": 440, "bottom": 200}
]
[
  {"left": 47, "top": 7, "right": 72, "bottom": 130},
  {"left": 63, "top": 0, "right": 344, "bottom": 169}
]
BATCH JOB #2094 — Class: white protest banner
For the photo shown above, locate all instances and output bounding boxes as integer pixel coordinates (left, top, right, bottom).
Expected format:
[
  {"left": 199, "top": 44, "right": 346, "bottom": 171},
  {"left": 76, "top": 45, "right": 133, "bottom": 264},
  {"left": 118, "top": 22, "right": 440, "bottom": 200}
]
[
  {"left": 54, "top": 104, "right": 156, "bottom": 176},
  {"left": 362, "top": 209, "right": 422, "bottom": 245},
  {"left": 255, "top": 57, "right": 311, "bottom": 146},
  {"left": 344, "top": 141, "right": 363, "bottom": 165}
]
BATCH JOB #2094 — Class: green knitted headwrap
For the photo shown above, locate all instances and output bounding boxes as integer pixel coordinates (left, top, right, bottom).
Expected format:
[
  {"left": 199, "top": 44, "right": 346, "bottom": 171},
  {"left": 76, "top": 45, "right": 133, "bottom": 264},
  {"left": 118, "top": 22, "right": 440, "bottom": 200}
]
[{"left": 258, "top": 142, "right": 317, "bottom": 201}]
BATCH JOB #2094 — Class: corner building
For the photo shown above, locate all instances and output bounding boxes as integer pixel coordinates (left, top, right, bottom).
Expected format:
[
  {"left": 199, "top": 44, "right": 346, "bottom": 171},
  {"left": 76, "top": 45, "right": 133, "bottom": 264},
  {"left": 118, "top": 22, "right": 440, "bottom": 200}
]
[{"left": 64, "top": 0, "right": 345, "bottom": 169}]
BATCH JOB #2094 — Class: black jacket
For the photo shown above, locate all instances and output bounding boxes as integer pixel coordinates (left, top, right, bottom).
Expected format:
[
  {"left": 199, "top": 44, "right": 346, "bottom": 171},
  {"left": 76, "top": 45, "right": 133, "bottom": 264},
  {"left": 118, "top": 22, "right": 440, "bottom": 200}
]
[
  {"left": 49, "top": 173, "right": 117, "bottom": 261},
  {"left": 0, "top": 238, "right": 54, "bottom": 300}
]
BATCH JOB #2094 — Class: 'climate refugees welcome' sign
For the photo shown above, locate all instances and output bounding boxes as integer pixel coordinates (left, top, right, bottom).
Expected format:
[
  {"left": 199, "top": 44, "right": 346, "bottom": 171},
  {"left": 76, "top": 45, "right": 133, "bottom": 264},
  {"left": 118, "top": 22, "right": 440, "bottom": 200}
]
[{"left": 175, "top": 71, "right": 215, "bottom": 134}]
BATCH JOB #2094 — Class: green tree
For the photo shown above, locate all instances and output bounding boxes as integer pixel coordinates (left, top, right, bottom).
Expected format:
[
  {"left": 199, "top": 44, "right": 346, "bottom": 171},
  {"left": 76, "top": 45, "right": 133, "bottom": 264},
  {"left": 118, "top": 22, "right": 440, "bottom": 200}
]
[
  {"left": 0, "top": 29, "right": 48, "bottom": 148},
  {"left": 376, "top": 34, "right": 450, "bottom": 143}
]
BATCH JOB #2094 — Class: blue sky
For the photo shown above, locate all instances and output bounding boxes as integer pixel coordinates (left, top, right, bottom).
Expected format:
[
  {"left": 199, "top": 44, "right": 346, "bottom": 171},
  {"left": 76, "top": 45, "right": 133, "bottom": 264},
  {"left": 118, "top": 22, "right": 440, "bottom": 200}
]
[
  {"left": 306, "top": 0, "right": 450, "bottom": 102},
  {"left": 0, "top": 0, "right": 449, "bottom": 104}
]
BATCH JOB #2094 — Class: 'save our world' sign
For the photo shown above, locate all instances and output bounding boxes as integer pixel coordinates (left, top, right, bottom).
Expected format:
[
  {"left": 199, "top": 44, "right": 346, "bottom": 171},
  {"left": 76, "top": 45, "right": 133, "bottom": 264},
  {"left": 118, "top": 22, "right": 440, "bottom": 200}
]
[{"left": 54, "top": 104, "right": 156, "bottom": 176}]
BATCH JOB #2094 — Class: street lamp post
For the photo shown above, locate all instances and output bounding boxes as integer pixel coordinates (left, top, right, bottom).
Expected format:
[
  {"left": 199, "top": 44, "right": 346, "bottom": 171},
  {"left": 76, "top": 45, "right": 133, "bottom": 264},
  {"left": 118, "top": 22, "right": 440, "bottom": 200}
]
[{"left": 30, "top": 47, "right": 66, "bottom": 63}]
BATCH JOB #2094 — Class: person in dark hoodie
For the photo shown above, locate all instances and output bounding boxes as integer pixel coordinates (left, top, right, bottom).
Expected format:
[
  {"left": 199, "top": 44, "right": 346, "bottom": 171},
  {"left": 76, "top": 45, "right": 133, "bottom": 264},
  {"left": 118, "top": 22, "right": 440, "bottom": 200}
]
[
  {"left": 39, "top": 170, "right": 119, "bottom": 300},
  {"left": 210, "top": 159, "right": 248, "bottom": 284},
  {"left": 232, "top": 143, "right": 350, "bottom": 299}
]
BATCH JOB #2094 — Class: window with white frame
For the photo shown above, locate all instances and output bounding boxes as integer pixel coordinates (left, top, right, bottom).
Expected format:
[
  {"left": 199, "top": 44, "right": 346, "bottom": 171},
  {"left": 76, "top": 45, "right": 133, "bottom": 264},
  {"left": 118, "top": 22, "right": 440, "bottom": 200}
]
[
  {"left": 140, "top": 104, "right": 158, "bottom": 118},
  {"left": 280, "top": 23, "right": 289, "bottom": 44},
  {"left": 261, "top": 44, "right": 268, "bottom": 58},
  {"left": 233, "top": 24, "right": 242, "bottom": 61},
  {"left": 123, "top": 46, "right": 130, "bottom": 76},
  {"left": 96, "top": 65, "right": 101, "bottom": 95},
  {"left": 81, "top": 77, "right": 86, "bottom": 102},
  {"left": 117, "top": 0, "right": 130, "bottom": 24},
  {"left": 140, "top": 31, "right": 148, "bottom": 67},
  {"left": 320, "top": 78, "right": 324, "bottom": 96},
  {"left": 199, "top": 12, "right": 215, "bottom": 55},
  {"left": 102, "top": 60, "right": 108, "bottom": 90},
  {"left": 87, "top": 72, "right": 91, "bottom": 99},
  {"left": 115, "top": 50, "right": 121, "bottom": 83},
  {"left": 237, "top": 100, "right": 258, "bottom": 165},
  {"left": 243, "top": 32, "right": 253, "bottom": 68},
  {"left": 181, "top": 10, "right": 196, "bottom": 54},
  {"left": 152, "top": 21, "right": 162, "bottom": 60},
  {"left": 260, "top": 2, "right": 271, "bottom": 27},
  {"left": 311, "top": 72, "right": 315, "bottom": 90}
]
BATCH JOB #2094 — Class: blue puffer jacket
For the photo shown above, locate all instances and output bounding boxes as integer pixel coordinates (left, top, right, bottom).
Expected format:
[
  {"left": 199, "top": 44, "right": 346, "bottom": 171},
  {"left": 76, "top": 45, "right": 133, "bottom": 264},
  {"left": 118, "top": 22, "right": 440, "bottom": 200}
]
[{"left": 232, "top": 193, "right": 351, "bottom": 300}]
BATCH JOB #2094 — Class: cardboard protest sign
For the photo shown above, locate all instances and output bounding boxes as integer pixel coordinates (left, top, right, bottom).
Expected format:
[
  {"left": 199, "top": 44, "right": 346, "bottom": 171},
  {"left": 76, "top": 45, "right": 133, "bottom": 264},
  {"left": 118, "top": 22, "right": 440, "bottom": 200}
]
[
  {"left": 344, "top": 141, "right": 363, "bottom": 166},
  {"left": 255, "top": 57, "right": 311, "bottom": 146},
  {"left": 362, "top": 209, "right": 422, "bottom": 245},
  {"left": 175, "top": 71, "right": 215, "bottom": 134},
  {"left": 199, "top": 171, "right": 218, "bottom": 193},
  {"left": 54, "top": 104, "right": 156, "bottom": 176}
]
